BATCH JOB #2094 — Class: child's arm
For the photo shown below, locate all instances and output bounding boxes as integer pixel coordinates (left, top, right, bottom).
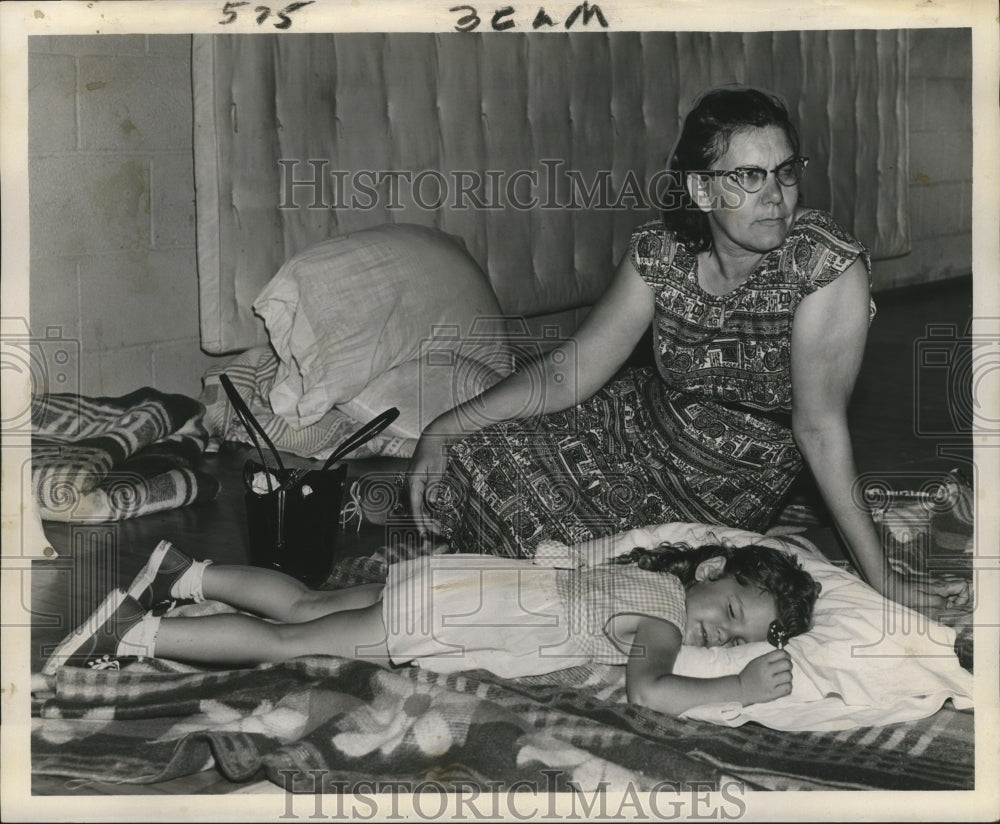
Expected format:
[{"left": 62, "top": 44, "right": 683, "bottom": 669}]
[{"left": 623, "top": 616, "right": 794, "bottom": 716}]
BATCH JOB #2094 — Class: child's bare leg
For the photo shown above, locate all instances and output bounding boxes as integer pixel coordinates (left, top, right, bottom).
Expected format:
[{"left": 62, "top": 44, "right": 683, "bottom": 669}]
[
  {"left": 202, "top": 565, "right": 384, "bottom": 623},
  {"left": 154, "top": 601, "right": 390, "bottom": 667}
]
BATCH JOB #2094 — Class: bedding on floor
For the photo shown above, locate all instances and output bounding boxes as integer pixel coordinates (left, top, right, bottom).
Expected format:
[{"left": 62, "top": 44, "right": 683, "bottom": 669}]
[
  {"left": 874, "top": 469, "right": 976, "bottom": 671},
  {"left": 31, "top": 388, "right": 220, "bottom": 522},
  {"left": 31, "top": 648, "right": 973, "bottom": 793},
  {"left": 325, "top": 479, "right": 977, "bottom": 674},
  {"left": 31, "top": 524, "right": 976, "bottom": 792},
  {"left": 529, "top": 525, "right": 973, "bottom": 731}
]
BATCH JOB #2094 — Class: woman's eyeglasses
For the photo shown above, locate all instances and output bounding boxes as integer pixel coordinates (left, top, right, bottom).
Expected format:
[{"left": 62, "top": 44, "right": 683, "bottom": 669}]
[{"left": 695, "top": 157, "right": 809, "bottom": 194}]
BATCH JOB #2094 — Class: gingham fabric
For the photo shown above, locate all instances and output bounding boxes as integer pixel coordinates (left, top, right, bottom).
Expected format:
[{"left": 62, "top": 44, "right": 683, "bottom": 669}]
[{"left": 556, "top": 563, "right": 687, "bottom": 665}]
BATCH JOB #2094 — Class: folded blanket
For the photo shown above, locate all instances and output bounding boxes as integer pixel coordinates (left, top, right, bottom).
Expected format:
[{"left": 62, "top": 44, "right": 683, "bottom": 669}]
[{"left": 32, "top": 388, "right": 220, "bottom": 522}]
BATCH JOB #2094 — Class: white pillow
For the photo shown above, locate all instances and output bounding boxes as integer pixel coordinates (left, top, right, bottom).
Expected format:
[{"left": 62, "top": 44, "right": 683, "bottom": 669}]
[
  {"left": 551, "top": 523, "right": 974, "bottom": 731},
  {"left": 254, "top": 223, "right": 512, "bottom": 432}
]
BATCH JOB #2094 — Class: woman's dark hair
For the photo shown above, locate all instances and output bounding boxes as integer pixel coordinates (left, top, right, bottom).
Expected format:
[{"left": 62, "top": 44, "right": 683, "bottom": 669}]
[
  {"left": 617, "top": 542, "right": 820, "bottom": 641},
  {"left": 659, "top": 86, "right": 800, "bottom": 253}
]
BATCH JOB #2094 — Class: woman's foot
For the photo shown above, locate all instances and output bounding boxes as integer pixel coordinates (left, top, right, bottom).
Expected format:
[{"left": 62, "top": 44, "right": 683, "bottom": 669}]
[
  {"left": 43, "top": 590, "right": 147, "bottom": 675},
  {"left": 126, "top": 540, "right": 205, "bottom": 609}
]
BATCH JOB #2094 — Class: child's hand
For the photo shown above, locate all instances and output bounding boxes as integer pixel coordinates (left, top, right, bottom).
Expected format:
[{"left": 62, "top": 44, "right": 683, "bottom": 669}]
[{"left": 737, "top": 649, "right": 793, "bottom": 706}]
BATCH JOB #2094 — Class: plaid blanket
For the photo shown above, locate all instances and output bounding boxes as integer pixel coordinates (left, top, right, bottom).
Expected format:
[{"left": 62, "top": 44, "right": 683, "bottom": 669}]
[
  {"left": 31, "top": 653, "right": 974, "bottom": 792},
  {"left": 769, "top": 469, "right": 975, "bottom": 671},
  {"left": 32, "top": 388, "right": 220, "bottom": 521},
  {"left": 874, "top": 469, "right": 975, "bottom": 671}
]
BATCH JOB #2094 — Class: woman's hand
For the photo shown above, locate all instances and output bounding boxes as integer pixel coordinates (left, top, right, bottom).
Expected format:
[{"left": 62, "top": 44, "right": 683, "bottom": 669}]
[
  {"left": 406, "top": 252, "right": 654, "bottom": 540},
  {"left": 886, "top": 572, "right": 972, "bottom": 622},
  {"left": 737, "top": 649, "right": 793, "bottom": 706},
  {"left": 406, "top": 421, "right": 459, "bottom": 539}
]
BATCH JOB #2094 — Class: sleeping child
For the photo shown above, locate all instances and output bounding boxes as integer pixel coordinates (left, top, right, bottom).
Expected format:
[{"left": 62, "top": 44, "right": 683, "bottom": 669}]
[{"left": 44, "top": 539, "right": 820, "bottom": 717}]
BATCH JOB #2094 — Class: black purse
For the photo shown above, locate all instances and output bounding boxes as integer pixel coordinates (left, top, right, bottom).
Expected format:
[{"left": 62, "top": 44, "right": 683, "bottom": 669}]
[{"left": 219, "top": 373, "right": 399, "bottom": 587}]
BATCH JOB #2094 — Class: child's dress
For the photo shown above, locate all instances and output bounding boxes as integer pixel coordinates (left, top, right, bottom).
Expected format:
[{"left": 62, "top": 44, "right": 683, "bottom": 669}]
[{"left": 382, "top": 554, "right": 686, "bottom": 677}]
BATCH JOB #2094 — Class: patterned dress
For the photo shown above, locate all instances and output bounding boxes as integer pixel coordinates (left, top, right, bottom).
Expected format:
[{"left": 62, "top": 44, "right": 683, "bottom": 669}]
[{"left": 431, "top": 209, "right": 872, "bottom": 556}]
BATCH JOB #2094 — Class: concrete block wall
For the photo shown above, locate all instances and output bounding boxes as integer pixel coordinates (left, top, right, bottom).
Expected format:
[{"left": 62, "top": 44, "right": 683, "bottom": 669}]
[
  {"left": 28, "top": 34, "right": 223, "bottom": 399},
  {"left": 873, "top": 28, "right": 972, "bottom": 290}
]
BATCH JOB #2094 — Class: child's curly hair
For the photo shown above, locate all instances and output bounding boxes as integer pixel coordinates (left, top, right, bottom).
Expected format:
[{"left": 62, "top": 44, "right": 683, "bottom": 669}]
[{"left": 617, "top": 543, "right": 821, "bottom": 642}]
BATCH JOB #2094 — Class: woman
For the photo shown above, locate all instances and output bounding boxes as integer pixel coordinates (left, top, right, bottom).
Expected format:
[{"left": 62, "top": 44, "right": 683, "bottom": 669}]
[{"left": 407, "top": 86, "right": 951, "bottom": 614}]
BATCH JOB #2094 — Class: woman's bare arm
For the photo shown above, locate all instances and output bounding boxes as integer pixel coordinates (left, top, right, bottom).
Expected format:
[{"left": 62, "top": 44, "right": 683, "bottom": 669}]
[
  {"left": 409, "top": 254, "right": 654, "bottom": 531},
  {"left": 432, "top": 253, "right": 653, "bottom": 432},
  {"left": 789, "top": 261, "right": 889, "bottom": 590}
]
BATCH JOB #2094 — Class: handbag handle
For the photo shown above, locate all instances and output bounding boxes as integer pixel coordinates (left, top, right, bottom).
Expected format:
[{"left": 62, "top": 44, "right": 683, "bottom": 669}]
[
  {"left": 320, "top": 406, "right": 400, "bottom": 471},
  {"left": 219, "top": 373, "right": 287, "bottom": 482},
  {"left": 221, "top": 372, "right": 399, "bottom": 475}
]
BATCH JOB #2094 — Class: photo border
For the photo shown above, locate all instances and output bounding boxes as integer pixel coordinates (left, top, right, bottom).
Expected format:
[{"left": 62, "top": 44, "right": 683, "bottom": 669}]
[{"left": 2, "top": 1, "right": 997, "bottom": 821}]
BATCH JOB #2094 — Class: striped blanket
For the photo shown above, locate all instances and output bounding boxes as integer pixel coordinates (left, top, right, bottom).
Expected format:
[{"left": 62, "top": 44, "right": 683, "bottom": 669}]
[
  {"left": 32, "top": 388, "right": 220, "bottom": 522},
  {"left": 31, "top": 652, "right": 974, "bottom": 793}
]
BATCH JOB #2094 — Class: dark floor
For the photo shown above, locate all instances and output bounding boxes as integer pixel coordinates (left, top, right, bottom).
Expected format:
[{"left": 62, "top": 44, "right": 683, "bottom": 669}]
[
  {"left": 849, "top": 275, "right": 975, "bottom": 478},
  {"left": 29, "top": 273, "right": 974, "bottom": 795}
]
